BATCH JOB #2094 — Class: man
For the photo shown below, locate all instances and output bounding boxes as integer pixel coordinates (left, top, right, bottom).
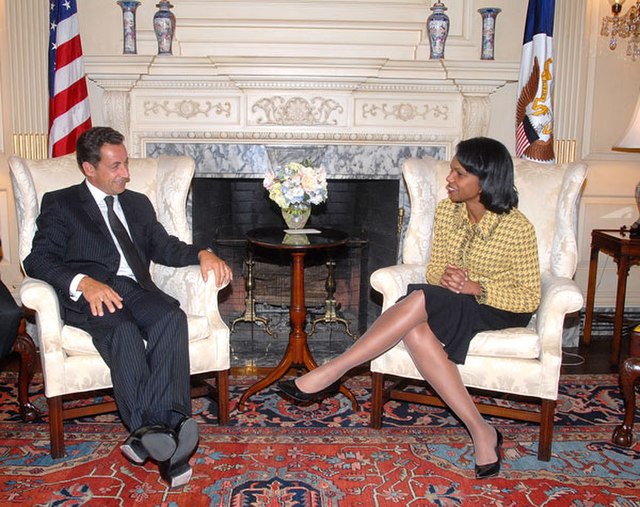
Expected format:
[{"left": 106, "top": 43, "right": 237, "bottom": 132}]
[
  {"left": 0, "top": 287, "right": 21, "bottom": 364},
  {"left": 24, "top": 126, "right": 232, "bottom": 487}
]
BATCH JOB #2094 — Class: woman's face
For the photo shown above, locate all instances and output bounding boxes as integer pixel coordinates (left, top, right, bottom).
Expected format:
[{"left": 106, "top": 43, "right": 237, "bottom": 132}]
[{"left": 446, "top": 156, "right": 482, "bottom": 205}]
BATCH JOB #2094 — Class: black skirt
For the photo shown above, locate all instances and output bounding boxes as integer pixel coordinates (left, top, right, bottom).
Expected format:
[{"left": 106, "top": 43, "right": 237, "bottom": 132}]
[{"left": 400, "top": 284, "right": 533, "bottom": 365}]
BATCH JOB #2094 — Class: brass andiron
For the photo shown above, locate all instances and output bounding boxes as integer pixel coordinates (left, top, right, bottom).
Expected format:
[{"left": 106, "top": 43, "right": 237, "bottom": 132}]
[
  {"left": 397, "top": 207, "right": 405, "bottom": 237},
  {"left": 309, "top": 256, "right": 357, "bottom": 340},
  {"left": 230, "top": 248, "right": 277, "bottom": 337}
]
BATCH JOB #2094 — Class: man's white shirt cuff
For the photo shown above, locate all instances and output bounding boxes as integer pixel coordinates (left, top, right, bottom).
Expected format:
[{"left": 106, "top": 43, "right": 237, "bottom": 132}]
[{"left": 70, "top": 274, "right": 87, "bottom": 301}]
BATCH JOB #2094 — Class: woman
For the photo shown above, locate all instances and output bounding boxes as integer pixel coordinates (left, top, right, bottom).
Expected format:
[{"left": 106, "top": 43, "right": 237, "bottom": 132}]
[{"left": 277, "top": 137, "right": 541, "bottom": 479}]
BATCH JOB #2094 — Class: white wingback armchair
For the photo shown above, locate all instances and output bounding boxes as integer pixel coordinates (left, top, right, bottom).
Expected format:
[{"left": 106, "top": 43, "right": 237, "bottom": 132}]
[
  {"left": 369, "top": 156, "right": 587, "bottom": 461},
  {"left": 9, "top": 154, "right": 231, "bottom": 458}
]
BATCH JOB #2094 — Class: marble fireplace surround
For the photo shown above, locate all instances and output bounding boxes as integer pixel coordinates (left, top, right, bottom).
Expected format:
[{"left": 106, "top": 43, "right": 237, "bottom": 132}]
[
  {"left": 145, "top": 142, "right": 445, "bottom": 230},
  {"left": 150, "top": 142, "right": 441, "bottom": 330},
  {"left": 86, "top": 56, "right": 519, "bottom": 157}
]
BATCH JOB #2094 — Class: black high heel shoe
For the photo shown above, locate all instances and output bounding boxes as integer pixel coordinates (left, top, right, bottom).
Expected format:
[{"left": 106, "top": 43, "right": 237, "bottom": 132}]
[
  {"left": 277, "top": 379, "right": 341, "bottom": 403},
  {"left": 475, "top": 429, "right": 503, "bottom": 479}
]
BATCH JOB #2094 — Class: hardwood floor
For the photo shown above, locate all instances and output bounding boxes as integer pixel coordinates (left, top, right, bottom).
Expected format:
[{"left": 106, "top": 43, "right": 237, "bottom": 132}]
[{"left": 561, "top": 334, "right": 632, "bottom": 375}]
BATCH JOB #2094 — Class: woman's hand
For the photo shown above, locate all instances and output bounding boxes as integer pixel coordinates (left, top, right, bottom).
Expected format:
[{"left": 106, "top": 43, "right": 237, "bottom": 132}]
[{"left": 440, "top": 264, "right": 481, "bottom": 296}]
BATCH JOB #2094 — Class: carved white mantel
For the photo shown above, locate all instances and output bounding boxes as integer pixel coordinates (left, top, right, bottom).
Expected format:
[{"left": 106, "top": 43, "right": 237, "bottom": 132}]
[{"left": 85, "top": 55, "right": 519, "bottom": 157}]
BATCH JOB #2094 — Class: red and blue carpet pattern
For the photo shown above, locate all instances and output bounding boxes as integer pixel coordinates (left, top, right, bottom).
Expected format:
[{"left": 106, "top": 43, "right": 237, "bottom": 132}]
[{"left": 0, "top": 373, "right": 638, "bottom": 506}]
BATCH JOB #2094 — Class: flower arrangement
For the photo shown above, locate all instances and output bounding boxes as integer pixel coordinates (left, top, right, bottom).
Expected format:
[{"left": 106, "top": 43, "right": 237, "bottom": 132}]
[{"left": 263, "top": 160, "right": 328, "bottom": 212}]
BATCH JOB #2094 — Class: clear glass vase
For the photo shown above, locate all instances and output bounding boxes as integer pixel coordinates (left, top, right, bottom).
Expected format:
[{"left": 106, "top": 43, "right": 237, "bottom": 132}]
[
  {"left": 283, "top": 233, "right": 310, "bottom": 245},
  {"left": 281, "top": 206, "right": 311, "bottom": 230}
]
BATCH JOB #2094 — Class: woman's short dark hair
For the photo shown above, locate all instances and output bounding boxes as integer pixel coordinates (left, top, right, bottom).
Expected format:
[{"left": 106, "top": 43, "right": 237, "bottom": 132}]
[
  {"left": 455, "top": 137, "right": 518, "bottom": 214},
  {"left": 76, "top": 127, "right": 125, "bottom": 170}
]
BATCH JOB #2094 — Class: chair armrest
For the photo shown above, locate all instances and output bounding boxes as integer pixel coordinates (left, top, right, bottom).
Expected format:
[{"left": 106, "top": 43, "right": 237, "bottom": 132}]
[
  {"left": 537, "top": 275, "right": 584, "bottom": 347},
  {"left": 19, "top": 277, "right": 67, "bottom": 390},
  {"left": 370, "top": 264, "right": 426, "bottom": 312},
  {"left": 535, "top": 275, "right": 584, "bottom": 388},
  {"left": 19, "top": 277, "right": 65, "bottom": 352},
  {"left": 152, "top": 265, "right": 230, "bottom": 333}
]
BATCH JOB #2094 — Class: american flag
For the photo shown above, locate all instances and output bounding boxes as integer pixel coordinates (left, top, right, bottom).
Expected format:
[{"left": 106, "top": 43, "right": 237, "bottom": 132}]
[{"left": 48, "top": 0, "right": 91, "bottom": 158}]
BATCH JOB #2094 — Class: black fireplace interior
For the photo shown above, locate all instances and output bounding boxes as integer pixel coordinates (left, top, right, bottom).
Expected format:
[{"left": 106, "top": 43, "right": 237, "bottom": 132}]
[{"left": 192, "top": 178, "right": 400, "bottom": 333}]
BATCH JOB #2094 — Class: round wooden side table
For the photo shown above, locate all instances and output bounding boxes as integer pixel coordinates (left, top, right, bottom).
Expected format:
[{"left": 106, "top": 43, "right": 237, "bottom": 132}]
[{"left": 237, "top": 227, "right": 358, "bottom": 410}]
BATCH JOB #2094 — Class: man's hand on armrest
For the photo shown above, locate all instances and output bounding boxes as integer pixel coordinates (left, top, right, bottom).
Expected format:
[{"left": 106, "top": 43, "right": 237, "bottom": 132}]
[{"left": 198, "top": 248, "right": 233, "bottom": 288}]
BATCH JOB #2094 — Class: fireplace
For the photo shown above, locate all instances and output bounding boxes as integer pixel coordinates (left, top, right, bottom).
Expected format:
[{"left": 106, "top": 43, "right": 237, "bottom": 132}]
[
  {"left": 193, "top": 176, "right": 400, "bottom": 333},
  {"left": 147, "top": 142, "right": 446, "bottom": 332}
]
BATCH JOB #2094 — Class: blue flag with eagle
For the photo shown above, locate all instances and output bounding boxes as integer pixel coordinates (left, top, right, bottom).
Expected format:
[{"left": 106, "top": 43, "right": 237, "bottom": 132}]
[{"left": 516, "top": 0, "right": 555, "bottom": 162}]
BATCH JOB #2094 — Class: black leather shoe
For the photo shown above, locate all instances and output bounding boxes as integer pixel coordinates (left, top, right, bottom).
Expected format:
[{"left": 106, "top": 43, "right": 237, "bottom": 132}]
[
  {"left": 159, "top": 417, "right": 199, "bottom": 488},
  {"left": 475, "top": 429, "right": 503, "bottom": 479},
  {"left": 120, "top": 427, "right": 150, "bottom": 465},
  {"left": 139, "top": 425, "right": 178, "bottom": 463},
  {"left": 161, "top": 463, "right": 193, "bottom": 488},
  {"left": 277, "top": 379, "right": 341, "bottom": 403}
]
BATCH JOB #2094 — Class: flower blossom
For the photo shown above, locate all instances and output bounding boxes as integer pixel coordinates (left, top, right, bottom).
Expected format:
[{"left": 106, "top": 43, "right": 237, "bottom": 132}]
[{"left": 263, "top": 160, "right": 328, "bottom": 210}]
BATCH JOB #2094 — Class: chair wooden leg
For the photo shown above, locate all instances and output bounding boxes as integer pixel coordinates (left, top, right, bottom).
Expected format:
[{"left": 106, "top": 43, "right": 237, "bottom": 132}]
[
  {"left": 370, "top": 372, "right": 384, "bottom": 429},
  {"left": 537, "top": 398, "right": 556, "bottom": 461},
  {"left": 612, "top": 357, "right": 640, "bottom": 447},
  {"left": 47, "top": 396, "right": 65, "bottom": 458},
  {"left": 11, "top": 318, "right": 39, "bottom": 422},
  {"left": 216, "top": 369, "right": 230, "bottom": 425}
]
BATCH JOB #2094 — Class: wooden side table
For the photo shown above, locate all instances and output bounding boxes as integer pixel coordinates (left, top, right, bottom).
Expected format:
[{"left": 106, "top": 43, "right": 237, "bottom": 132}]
[
  {"left": 582, "top": 229, "right": 640, "bottom": 367},
  {"left": 237, "top": 227, "right": 358, "bottom": 410}
]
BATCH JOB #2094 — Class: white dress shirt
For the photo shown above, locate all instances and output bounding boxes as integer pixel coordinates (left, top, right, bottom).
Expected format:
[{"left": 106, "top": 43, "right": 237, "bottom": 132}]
[{"left": 69, "top": 181, "right": 137, "bottom": 299}]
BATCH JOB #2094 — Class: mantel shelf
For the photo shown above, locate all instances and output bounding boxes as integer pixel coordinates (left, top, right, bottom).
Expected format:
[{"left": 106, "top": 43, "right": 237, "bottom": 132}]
[{"left": 85, "top": 55, "right": 520, "bottom": 91}]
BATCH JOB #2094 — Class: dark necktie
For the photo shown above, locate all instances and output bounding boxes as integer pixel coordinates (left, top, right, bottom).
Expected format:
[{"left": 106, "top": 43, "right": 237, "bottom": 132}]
[{"left": 104, "top": 195, "right": 156, "bottom": 290}]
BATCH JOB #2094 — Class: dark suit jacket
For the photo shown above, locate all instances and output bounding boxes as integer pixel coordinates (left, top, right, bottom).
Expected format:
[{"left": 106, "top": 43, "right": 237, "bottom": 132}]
[{"left": 23, "top": 181, "right": 200, "bottom": 319}]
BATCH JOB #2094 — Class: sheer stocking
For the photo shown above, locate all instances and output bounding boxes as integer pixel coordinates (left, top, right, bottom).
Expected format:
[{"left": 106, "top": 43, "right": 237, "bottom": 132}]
[
  {"left": 295, "top": 290, "right": 427, "bottom": 393},
  {"left": 294, "top": 289, "right": 498, "bottom": 465},
  {"left": 402, "top": 323, "right": 498, "bottom": 465}
]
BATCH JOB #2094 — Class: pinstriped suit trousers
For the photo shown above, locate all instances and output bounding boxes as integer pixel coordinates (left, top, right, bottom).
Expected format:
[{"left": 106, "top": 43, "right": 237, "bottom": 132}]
[
  {"left": 0, "top": 280, "right": 22, "bottom": 360},
  {"left": 69, "top": 276, "right": 191, "bottom": 431}
]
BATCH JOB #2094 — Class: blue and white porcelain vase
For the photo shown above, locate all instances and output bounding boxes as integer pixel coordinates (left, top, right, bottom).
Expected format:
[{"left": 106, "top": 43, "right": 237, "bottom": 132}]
[
  {"left": 117, "top": 1, "right": 141, "bottom": 55},
  {"left": 427, "top": 1, "right": 450, "bottom": 60},
  {"left": 478, "top": 8, "right": 501, "bottom": 60},
  {"left": 153, "top": 1, "right": 176, "bottom": 55}
]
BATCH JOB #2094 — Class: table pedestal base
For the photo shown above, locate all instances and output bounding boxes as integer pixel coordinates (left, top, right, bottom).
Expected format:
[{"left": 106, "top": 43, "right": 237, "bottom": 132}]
[
  {"left": 238, "top": 249, "right": 358, "bottom": 411},
  {"left": 237, "top": 336, "right": 358, "bottom": 411}
]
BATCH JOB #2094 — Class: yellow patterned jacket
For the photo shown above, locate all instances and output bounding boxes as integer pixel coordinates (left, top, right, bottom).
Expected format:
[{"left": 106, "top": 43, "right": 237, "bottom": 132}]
[{"left": 426, "top": 199, "right": 541, "bottom": 313}]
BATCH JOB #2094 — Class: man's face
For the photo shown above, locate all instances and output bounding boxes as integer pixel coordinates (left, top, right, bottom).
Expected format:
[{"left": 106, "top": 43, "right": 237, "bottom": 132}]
[{"left": 83, "top": 143, "right": 130, "bottom": 195}]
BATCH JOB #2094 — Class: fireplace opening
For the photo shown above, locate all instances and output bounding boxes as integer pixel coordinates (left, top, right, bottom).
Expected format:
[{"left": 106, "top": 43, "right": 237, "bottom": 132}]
[{"left": 193, "top": 177, "right": 400, "bottom": 335}]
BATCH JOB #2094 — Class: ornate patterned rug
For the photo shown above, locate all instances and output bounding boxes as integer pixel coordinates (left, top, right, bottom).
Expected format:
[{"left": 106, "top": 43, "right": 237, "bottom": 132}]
[{"left": 0, "top": 373, "right": 638, "bottom": 506}]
